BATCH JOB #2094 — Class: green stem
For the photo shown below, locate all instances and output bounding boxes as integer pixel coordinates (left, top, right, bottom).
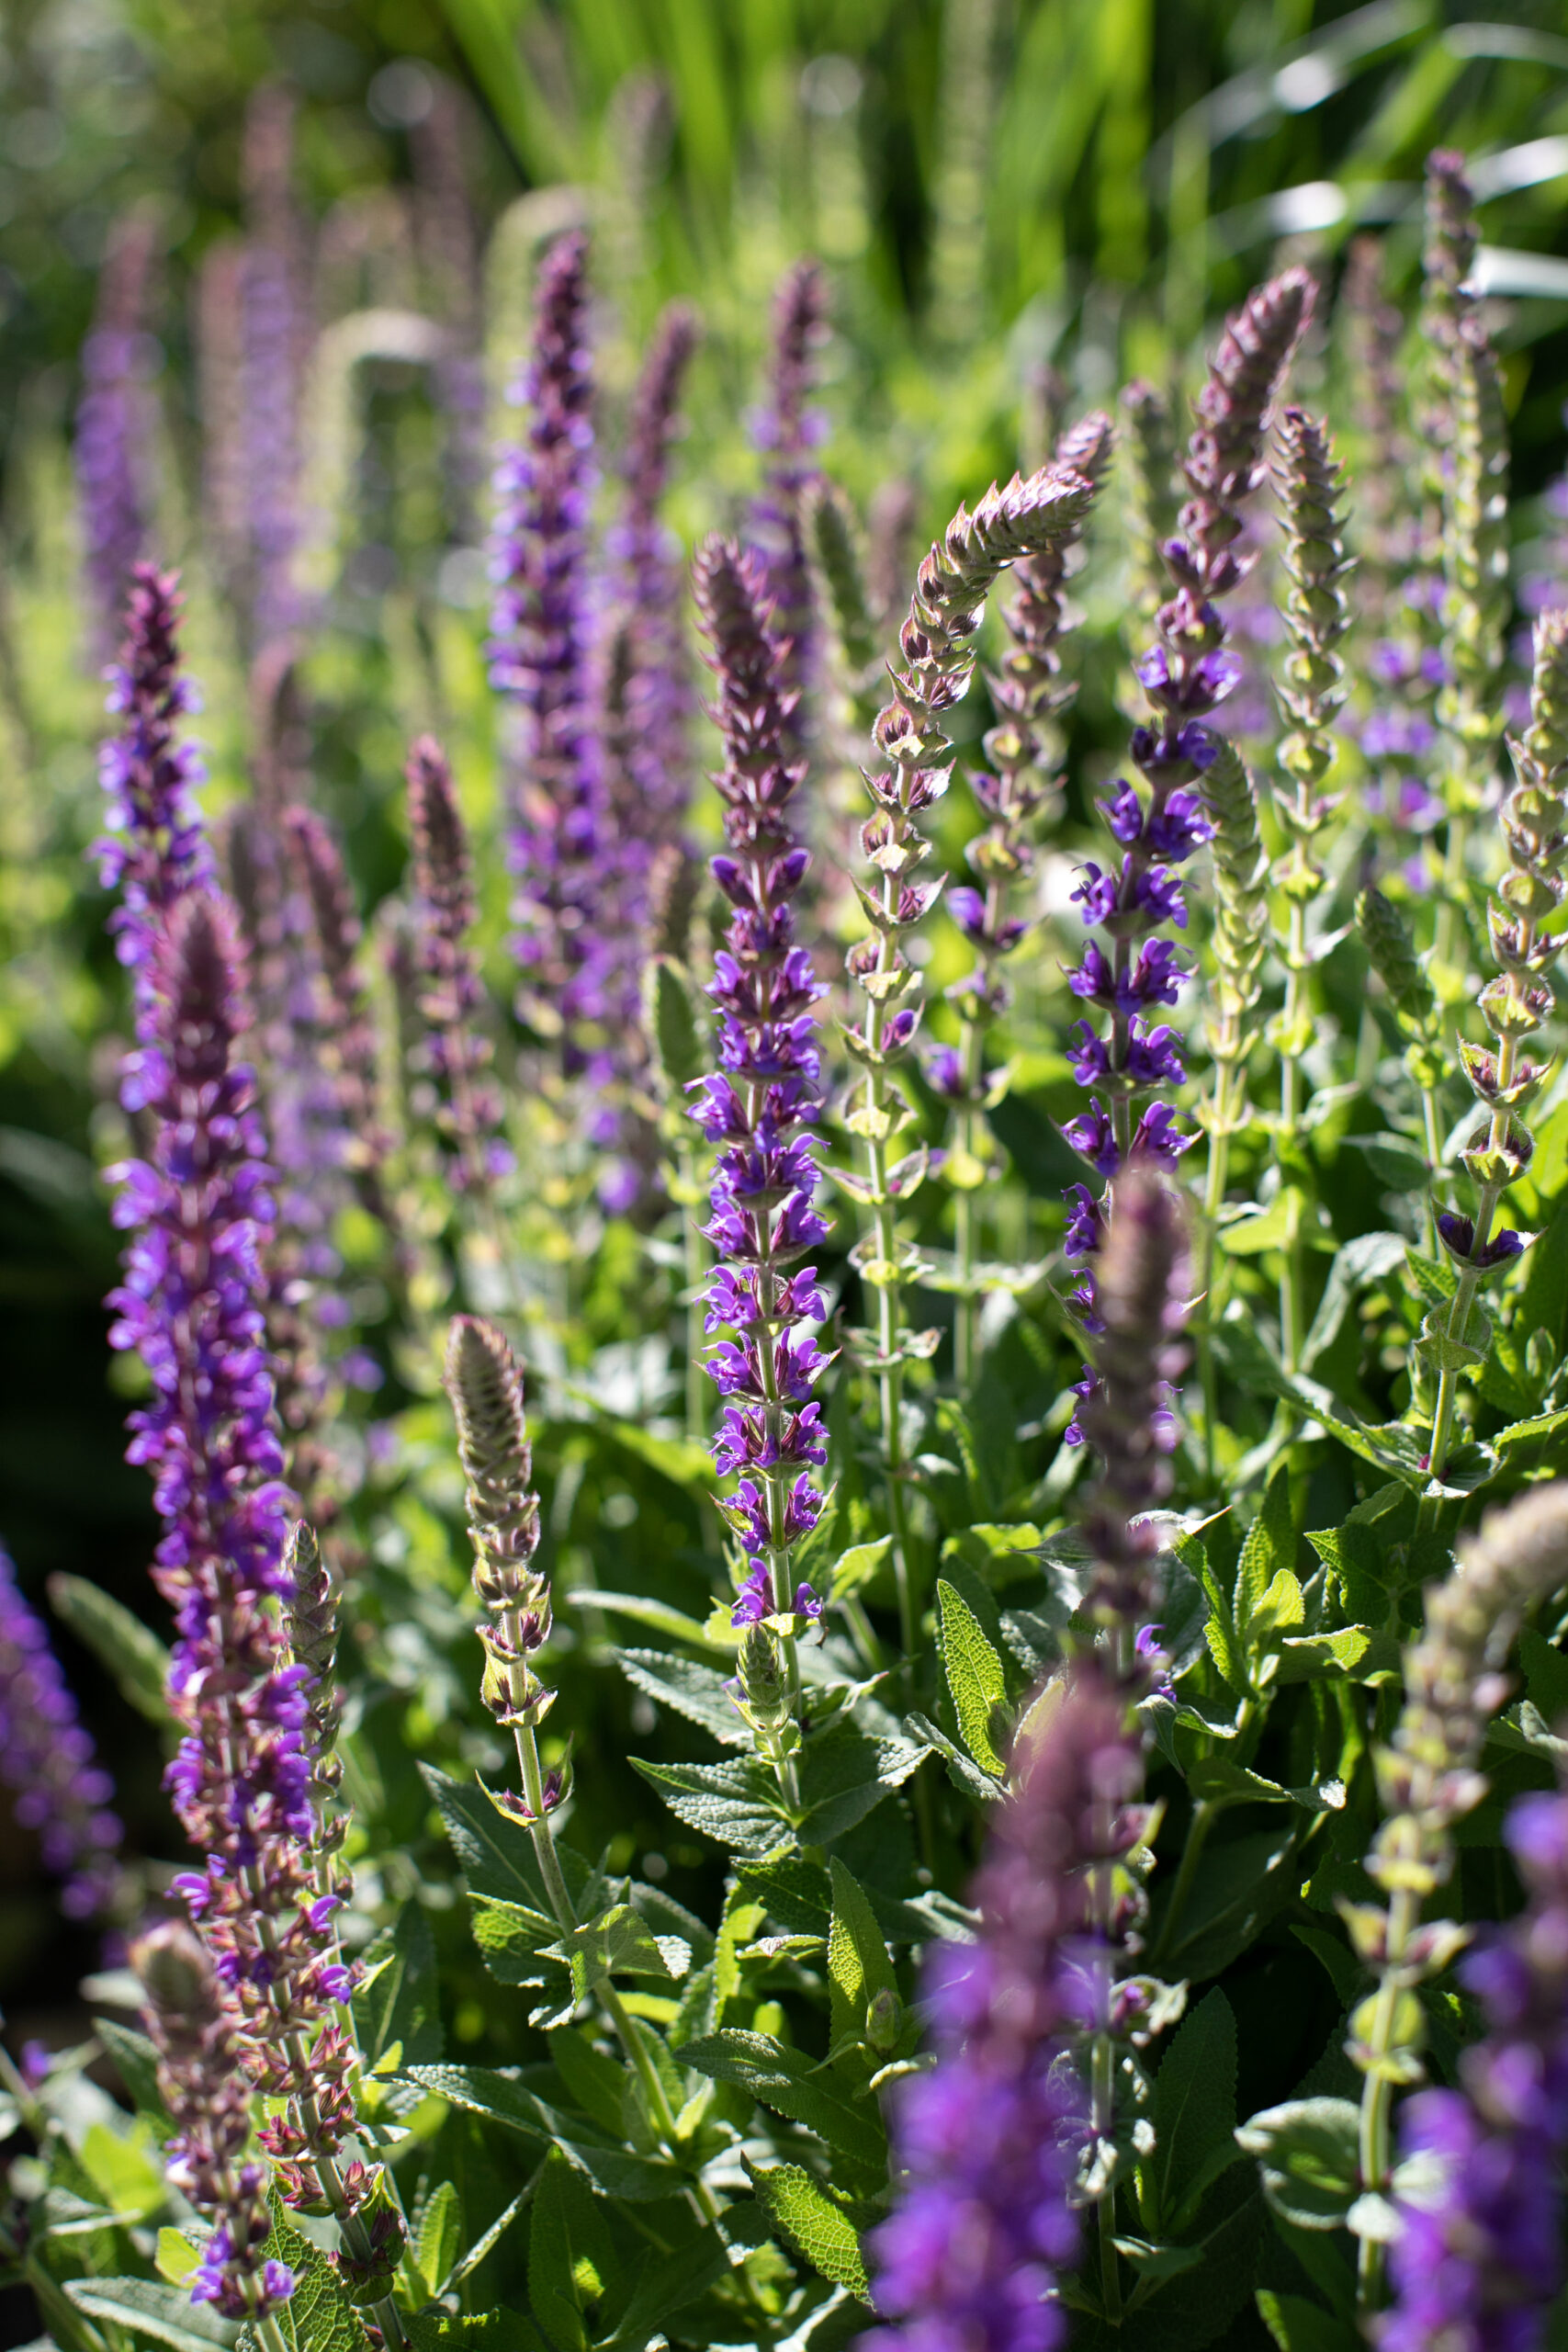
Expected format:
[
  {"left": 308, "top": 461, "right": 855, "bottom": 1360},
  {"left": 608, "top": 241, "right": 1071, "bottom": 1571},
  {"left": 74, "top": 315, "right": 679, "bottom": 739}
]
[
  {"left": 1093, "top": 2031, "right": 1122, "bottom": 2325},
  {"left": 1354, "top": 1885, "right": 1420, "bottom": 2313},
  {"left": 1148, "top": 1799, "right": 1216, "bottom": 1973}
]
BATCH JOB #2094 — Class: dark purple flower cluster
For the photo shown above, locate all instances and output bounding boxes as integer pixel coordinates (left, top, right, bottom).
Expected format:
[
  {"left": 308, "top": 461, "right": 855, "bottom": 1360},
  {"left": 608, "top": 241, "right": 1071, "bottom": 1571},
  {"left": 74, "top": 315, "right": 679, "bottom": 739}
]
[
  {"left": 489, "top": 229, "right": 615, "bottom": 1064},
  {"left": 132, "top": 1917, "right": 295, "bottom": 2323},
  {"left": 1061, "top": 270, "right": 1309, "bottom": 1363},
  {"left": 868, "top": 1661, "right": 1145, "bottom": 2352},
  {"left": 689, "top": 538, "right": 829, "bottom": 1632},
  {"left": 74, "top": 213, "right": 157, "bottom": 650},
  {"left": 0, "top": 1547, "right": 122, "bottom": 1920},
  {"left": 1383, "top": 1780, "right": 1568, "bottom": 2352}
]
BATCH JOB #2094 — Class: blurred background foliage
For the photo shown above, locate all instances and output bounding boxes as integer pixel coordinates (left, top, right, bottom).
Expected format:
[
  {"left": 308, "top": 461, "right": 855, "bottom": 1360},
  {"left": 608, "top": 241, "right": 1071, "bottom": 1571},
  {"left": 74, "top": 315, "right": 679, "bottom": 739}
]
[{"left": 6, "top": 0, "right": 1568, "bottom": 2061}]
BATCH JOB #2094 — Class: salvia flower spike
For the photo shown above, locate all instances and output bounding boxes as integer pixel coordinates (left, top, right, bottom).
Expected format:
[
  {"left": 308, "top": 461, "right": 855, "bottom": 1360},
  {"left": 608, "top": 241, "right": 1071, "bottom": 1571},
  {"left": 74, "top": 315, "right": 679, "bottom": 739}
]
[
  {"left": 847, "top": 462, "right": 1095, "bottom": 1645},
  {"left": 131, "top": 1917, "right": 295, "bottom": 2330},
  {"left": 749, "top": 257, "right": 829, "bottom": 749},
  {"left": 1383, "top": 1756, "right": 1568, "bottom": 2351},
  {"left": 1068, "top": 269, "right": 1310, "bottom": 1433},
  {"left": 942, "top": 411, "right": 1112, "bottom": 1383},
  {"left": 0, "top": 1546, "right": 123, "bottom": 1920},
  {"left": 867, "top": 1658, "right": 1146, "bottom": 2352},
  {"left": 1417, "top": 609, "right": 1568, "bottom": 1503},
  {"left": 1357, "top": 885, "right": 1453, "bottom": 1216},
  {"left": 1348, "top": 1482, "right": 1568, "bottom": 2312},
  {"left": 1266, "top": 406, "right": 1351, "bottom": 1370},
  {"left": 406, "top": 734, "right": 509, "bottom": 1198},
  {"left": 689, "top": 538, "right": 830, "bottom": 1791},
  {"left": 74, "top": 211, "right": 156, "bottom": 651}
]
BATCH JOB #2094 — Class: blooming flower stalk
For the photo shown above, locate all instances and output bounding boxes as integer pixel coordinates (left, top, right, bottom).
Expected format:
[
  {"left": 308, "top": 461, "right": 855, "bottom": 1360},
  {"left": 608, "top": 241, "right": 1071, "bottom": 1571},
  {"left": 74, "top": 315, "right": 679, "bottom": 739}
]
[
  {"left": 1120, "top": 379, "right": 1181, "bottom": 621},
  {"left": 1382, "top": 1764, "right": 1568, "bottom": 2352},
  {"left": 749, "top": 258, "right": 829, "bottom": 748},
  {"left": 844, "top": 463, "right": 1094, "bottom": 1645},
  {"left": 1345, "top": 1482, "right": 1568, "bottom": 2313},
  {"left": 1267, "top": 406, "right": 1351, "bottom": 1370},
  {"left": 1066, "top": 271, "right": 1310, "bottom": 1429},
  {"left": 867, "top": 1659, "right": 1145, "bottom": 2351},
  {"left": 1357, "top": 885, "right": 1453, "bottom": 1225},
  {"left": 75, "top": 211, "right": 157, "bottom": 652},
  {"left": 0, "top": 1546, "right": 122, "bottom": 1921},
  {"left": 489, "top": 228, "right": 612, "bottom": 1062},
  {"left": 286, "top": 806, "right": 394, "bottom": 1240},
  {"left": 689, "top": 538, "right": 829, "bottom": 1791},
  {"left": 131, "top": 1917, "right": 295, "bottom": 2334},
  {"left": 941, "top": 411, "right": 1112, "bottom": 1381},
  {"left": 1418, "top": 610, "right": 1568, "bottom": 1503},
  {"left": 241, "top": 85, "right": 309, "bottom": 651},
  {"left": 406, "top": 734, "right": 508, "bottom": 1197}
]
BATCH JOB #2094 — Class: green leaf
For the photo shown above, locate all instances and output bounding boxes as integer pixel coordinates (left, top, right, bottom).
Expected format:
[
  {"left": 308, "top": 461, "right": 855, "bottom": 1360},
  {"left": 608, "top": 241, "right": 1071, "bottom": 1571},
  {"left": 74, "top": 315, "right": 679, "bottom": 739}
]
[
  {"left": 468, "top": 1894, "right": 560, "bottom": 1985},
  {"left": 828, "top": 1537, "right": 893, "bottom": 1603},
  {"left": 47, "top": 1574, "right": 173, "bottom": 1730},
  {"left": 400, "top": 2181, "right": 460, "bottom": 2303},
  {"left": 1217, "top": 1193, "right": 1299, "bottom": 1254},
  {"left": 645, "top": 956, "right": 705, "bottom": 1093},
  {"left": 904, "top": 1710, "right": 1001, "bottom": 1804},
  {"left": 543, "top": 1903, "right": 685, "bottom": 2003},
  {"left": 1153, "top": 1825, "right": 1300, "bottom": 1982},
  {"left": 796, "top": 1721, "right": 926, "bottom": 1842},
  {"left": 632, "top": 1754, "right": 787, "bottom": 1853},
  {"left": 598, "top": 2233, "right": 733, "bottom": 2352},
  {"left": 527, "top": 2146, "right": 621, "bottom": 2352},
  {"left": 156, "top": 2230, "right": 202, "bottom": 2287},
  {"left": 1197, "top": 1555, "right": 1247, "bottom": 1696},
  {"left": 586, "top": 1592, "right": 733, "bottom": 1652},
  {"left": 602, "top": 1421, "right": 714, "bottom": 1494},
  {"left": 268, "top": 2199, "right": 365, "bottom": 2352},
  {"left": 1340, "top": 1135, "right": 1428, "bottom": 1193},
  {"left": 1495, "top": 1403, "right": 1568, "bottom": 1468},
  {"left": 936, "top": 1578, "right": 1010, "bottom": 1780},
  {"left": 96, "top": 2018, "right": 168, "bottom": 2121},
  {"left": 1274, "top": 1628, "right": 1400, "bottom": 1685},
  {"left": 1301, "top": 1232, "right": 1410, "bottom": 1374},
  {"left": 615, "top": 1648, "right": 750, "bottom": 1747},
  {"left": 1256, "top": 2290, "right": 1359, "bottom": 2352},
  {"left": 407, "top": 2314, "right": 540, "bottom": 2352},
  {"left": 1149, "top": 1988, "right": 1240, "bottom": 2234},
  {"left": 1520, "top": 1627, "right": 1568, "bottom": 1721},
  {"left": 423, "top": 1764, "right": 560, "bottom": 1908},
  {"left": 1235, "top": 2097, "right": 1361, "bottom": 2231},
  {"left": 746, "top": 2162, "right": 871, "bottom": 2298},
  {"left": 674, "top": 2031, "right": 886, "bottom": 2169},
  {"left": 942, "top": 1524, "right": 1043, "bottom": 1592},
  {"left": 1292, "top": 1925, "right": 1364, "bottom": 2007},
  {"left": 78, "top": 2119, "right": 164, "bottom": 2221},
  {"left": 403, "top": 2065, "right": 681, "bottom": 2199},
  {"left": 1235, "top": 1463, "right": 1296, "bottom": 1636},
  {"left": 66, "top": 2278, "right": 240, "bottom": 2352},
  {"left": 355, "top": 1899, "right": 443, "bottom": 2069},
  {"left": 1249, "top": 1567, "right": 1305, "bottom": 1645},
  {"left": 826, "top": 1858, "right": 897, "bottom": 2050}
]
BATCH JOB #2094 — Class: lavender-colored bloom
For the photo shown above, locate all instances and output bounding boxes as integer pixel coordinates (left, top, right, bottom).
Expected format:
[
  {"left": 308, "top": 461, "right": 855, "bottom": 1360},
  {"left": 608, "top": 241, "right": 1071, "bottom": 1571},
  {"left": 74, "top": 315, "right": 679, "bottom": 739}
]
[
  {"left": 240, "top": 87, "right": 309, "bottom": 650},
  {"left": 131, "top": 1918, "right": 294, "bottom": 2321},
  {"left": 75, "top": 212, "right": 157, "bottom": 651},
  {"left": 1063, "top": 273, "right": 1309, "bottom": 1329},
  {"left": 747, "top": 259, "right": 829, "bottom": 745},
  {"left": 489, "top": 229, "right": 612, "bottom": 1058},
  {"left": 0, "top": 1548, "right": 122, "bottom": 1920},
  {"left": 1382, "top": 1777, "right": 1568, "bottom": 2352},
  {"left": 690, "top": 541, "right": 829, "bottom": 1648},
  {"left": 406, "top": 734, "right": 509, "bottom": 1193},
  {"left": 286, "top": 805, "right": 399, "bottom": 1247},
  {"left": 867, "top": 1661, "right": 1146, "bottom": 2352}
]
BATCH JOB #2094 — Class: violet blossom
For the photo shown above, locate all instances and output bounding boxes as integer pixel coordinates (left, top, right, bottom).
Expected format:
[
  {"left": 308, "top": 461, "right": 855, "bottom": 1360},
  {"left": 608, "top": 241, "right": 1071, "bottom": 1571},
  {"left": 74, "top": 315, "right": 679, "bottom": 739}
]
[
  {"left": 0, "top": 1546, "right": 122, "bottom": 1921},
  {"left": 747, "top": 258, "right": 829, "bottom": 749},
  {"left": 406, "top": 732, "right": 510, "bottom": 1193},
  {"left": 75, "top": 212, "right": 158, "bottom": 652}
]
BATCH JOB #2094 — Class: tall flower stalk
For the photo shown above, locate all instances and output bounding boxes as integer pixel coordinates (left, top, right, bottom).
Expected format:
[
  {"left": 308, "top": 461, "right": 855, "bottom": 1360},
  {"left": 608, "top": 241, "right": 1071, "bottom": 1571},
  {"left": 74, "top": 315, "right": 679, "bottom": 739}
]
[
  {"left": 131, "top": 1919, "right": 295, "bottom": 2339},
  {"left": 689, "top": 539, "right": 829, "bottom": 1794},
  {"left": 843, "top": 464, "right": 1094, "bottom": 1649},
  {"left": 1358, "top": 885, "right": 1453, "bottom": 1238},
  {"left": 938, "top": 412, "right": 1112, "bottom": 1384},
  {"left": 1266, "top": 407, "right": 1351, "bottom": 1371},
  {"left": 0, "top": 1547, "right": 123, "bottom": 1921},
  {"left": 405, "top": 735, "right": 509, "bottom": 1201},
  {"left": 1417, "top": 611, "right": 1568, "bottom": 1510},
  {"left": 749, "top": 258, "right": 828, "bottom": 746},
  {"left": 1347, "top": 1483, "right": 1568, "bottom": 2314},
  {"left": 75, "top": 211, "right": 157, "bottom": 652}
]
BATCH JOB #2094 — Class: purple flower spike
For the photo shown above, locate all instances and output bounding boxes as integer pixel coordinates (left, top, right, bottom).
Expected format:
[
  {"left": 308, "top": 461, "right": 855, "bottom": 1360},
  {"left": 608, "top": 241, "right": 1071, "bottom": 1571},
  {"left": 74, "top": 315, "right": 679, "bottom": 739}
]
[
  {"left": 867, "top": 1660, "right": 1145, "bottom": 2352},
  {"left": 691, "top": 539, "right": 830, "bottom": 1729},
  {"left": 748, "top": 259, "right": 829, "bottom": 747},
  {"left": 0, "top": 1549, "right": 122, "bottom": 1920},
  {"left": 75, "top": 213, "right": 158, "bottom": 653}
]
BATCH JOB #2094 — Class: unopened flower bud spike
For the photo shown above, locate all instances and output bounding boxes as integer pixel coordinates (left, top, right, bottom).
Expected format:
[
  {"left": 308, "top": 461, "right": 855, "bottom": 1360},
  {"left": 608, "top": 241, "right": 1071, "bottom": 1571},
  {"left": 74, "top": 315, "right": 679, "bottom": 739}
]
[
  {"left": 1357, "top": 885, "right": 1453, "bottom": 1249},
  {"left": 1416, "top": 610, "right": 1568, "bottom": 1517},
  {"left": 845, "top": 461, "right": 1096, "bottom": 1656},
  {"left": 1265, "top": 407, "right": 1351, "bottom": 1373}
]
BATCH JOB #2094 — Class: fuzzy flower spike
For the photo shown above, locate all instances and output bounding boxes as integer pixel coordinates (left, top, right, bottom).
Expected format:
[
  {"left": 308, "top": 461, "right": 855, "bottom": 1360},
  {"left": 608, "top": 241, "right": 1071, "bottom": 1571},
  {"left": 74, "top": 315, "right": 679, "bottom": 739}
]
[
  {"left": 1063, "top": 268, "right": 1311, "bottom": 1431},
  {"left": 0, "top": 1546, "right": 122, "bottom": 1919},
  {"left": 940, "top": 410, "right": 1113, "bottom": 1382},
  {"left": 689, "top": 537, "right": 830, "bottom": 1796},
  {"left": 1417, "top": 611, "right": 1568, "bottom": 1508},
  {"left": 842, "top": 463, "right": 1095, "bottom": 1651}
]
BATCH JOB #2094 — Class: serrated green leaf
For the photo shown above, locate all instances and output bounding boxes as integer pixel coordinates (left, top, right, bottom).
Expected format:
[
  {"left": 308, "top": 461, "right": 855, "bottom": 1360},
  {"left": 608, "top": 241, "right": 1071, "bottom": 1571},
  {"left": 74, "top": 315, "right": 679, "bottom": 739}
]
[
  {"left": 632, "top": 1754, "right": 787, "bottom": 1852},
  {"left": 468, "top": 1894, "right": 560, "bottom": 1985},
  {"left": 411, "top": 2179, "right": 462, "bottom": 2301},
  {"left": 268, "top": 2198, "right": 365, "bottom": 2352},
  {"left": 355, "top": 1899, "right": 443, "bottom": 2069},
  {"left": 527, "top": 2147, "right": 621, "bottom": 2352},
  {"left": 828, "top": 1537, "right": 893, "bottom": 1602},
  {"left": 156, "top": 2229, "right": 202, "bottom": 2287},
  {"left": 826, "top": 1858, "right": 897, "bottom": 2051},
  {"left": 1249, "top": 1567, "right": 1305, "bottom": 1645},
  {"left": 403, "top": 2065, "right": 681, "bottom": 2199},
  {"left": 936, "top": 1578, "right": 1009, "bottom": 1779},
  {"left": 796, "top": 1721, "right": 926, "bottom": 1841},
  {"left": 1275, "top": 1628, "right": 1400, "bottom": 1684},
  {"left": 674, "top": 2031, "right": 886, "bottom": 2169},
  {"left": 422, "top": 1764, "right": 581, "bottom": 1911},
  {"left": 543, "top": 1902, "right": 684, "bottom": 2002},
  {"left": 78, "top": 2119, "right": 164, "bottom": 2222},
  {"left": 66, "top": 2278, "right": 240, "bottom": 2352},
  {"left": 47, "top": 1575, "right": 173, "bottom": 1730},
  {"left": 1236, "top": 2097, "right": 1361, "bottom": 2232},
  {"left": 1256, "top": 2288, "right": 1359, "bottom": 2352},
  {"left": 615, "top": 1648, "right": 750, "bottom": 1747},
  {"left": 746, "top": 2161, "right": 871, "bottom": 2298},
  {"left": 1235, "top": 1463, "right": 1296, "bottom": 1636},
  {"left": 645, "top": 956, "right": 705, "bottom": 1094},
  {"left": 1198, "top": 1556, "right": 1247, "bottom": 1696},
  {"left": 904, "top": 1709, "right": 1002, "bottom": 1804},
  {"left": 96, "top": 2018, "right": 168, "bottom": 2121}
]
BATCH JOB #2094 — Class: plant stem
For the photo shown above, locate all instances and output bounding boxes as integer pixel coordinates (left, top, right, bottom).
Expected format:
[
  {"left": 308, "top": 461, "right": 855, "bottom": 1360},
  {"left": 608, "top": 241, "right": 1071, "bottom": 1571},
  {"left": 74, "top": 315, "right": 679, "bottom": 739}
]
[
  {"left": 1092, "top": 2030, "right": 1122, "bottom": 2325},
  {"left": 1354, "top": 1884, "right": 1420, "bottom": 2312}
]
